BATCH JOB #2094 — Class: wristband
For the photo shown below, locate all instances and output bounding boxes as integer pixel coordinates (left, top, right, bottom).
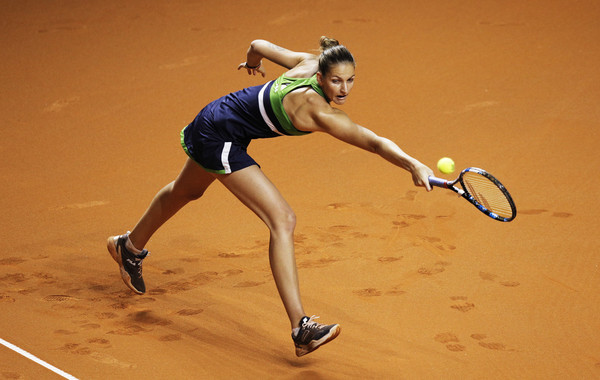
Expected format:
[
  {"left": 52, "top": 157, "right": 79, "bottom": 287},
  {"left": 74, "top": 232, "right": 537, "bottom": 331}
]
[{"left": 246, "top": 62, "right": 261, "bottom": 69}]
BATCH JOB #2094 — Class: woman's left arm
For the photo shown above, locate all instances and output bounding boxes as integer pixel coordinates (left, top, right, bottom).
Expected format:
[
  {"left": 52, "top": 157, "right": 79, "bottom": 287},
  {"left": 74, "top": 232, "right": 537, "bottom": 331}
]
[{"left": 310, "top": 106, "right": 434, "bottom": 190}]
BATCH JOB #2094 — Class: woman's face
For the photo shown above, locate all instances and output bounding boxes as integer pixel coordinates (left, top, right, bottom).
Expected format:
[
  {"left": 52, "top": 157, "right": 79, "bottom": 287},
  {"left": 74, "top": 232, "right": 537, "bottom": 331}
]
[{"left": 318, "top": 62, "right": 355, "bottom": 105}]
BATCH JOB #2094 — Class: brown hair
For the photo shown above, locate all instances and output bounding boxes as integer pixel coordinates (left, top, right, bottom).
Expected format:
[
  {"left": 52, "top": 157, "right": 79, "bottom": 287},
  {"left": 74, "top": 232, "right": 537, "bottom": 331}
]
[{"left": 318, "top": 36, "right": 355, "bottom": 76}]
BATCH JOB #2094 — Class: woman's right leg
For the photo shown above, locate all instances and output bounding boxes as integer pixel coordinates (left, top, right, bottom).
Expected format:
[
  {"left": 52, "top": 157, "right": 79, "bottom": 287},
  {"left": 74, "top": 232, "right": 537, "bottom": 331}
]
[
  {"left": 129, "top": 158, "right": 216, "bottom": 249},
  {"left": 109, "top": 158, "right": 215, "bottom": 294}
]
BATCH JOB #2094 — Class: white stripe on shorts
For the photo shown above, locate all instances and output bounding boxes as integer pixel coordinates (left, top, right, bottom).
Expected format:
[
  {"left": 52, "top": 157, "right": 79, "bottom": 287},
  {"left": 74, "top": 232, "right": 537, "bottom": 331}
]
[
  {"left": 221, "top": 142, "right": 232, "bottom": 174},
  {"left": 258, "top": 82, "right": 284, "bottom": 136}
]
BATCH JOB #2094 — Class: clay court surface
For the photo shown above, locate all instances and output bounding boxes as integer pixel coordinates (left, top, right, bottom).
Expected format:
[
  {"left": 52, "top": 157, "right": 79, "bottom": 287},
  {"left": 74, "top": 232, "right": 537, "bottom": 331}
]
[{"left": 1, "top": 0, "right": 599, "bottom": 378}]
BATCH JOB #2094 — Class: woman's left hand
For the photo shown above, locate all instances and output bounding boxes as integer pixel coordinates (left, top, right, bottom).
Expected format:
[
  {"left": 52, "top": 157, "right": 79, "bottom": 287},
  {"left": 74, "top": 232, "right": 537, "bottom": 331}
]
[
  {"left": 411, "top": 162, "right": 434, "bottom": 191},
  {"left": 237, "top": 62, "right": 266, "bottom": 77}
]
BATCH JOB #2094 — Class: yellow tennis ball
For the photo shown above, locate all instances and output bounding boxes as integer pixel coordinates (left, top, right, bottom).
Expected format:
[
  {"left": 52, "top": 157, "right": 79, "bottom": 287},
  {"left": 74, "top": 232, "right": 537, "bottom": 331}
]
[{"left": 437, "top": 157, "right": 455, "bottom": 174}]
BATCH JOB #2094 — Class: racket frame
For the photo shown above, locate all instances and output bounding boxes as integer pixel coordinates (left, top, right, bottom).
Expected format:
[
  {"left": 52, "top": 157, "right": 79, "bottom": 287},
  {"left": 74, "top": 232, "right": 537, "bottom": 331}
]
[{"left": 429, "top": 167, "right": 517, "bottom": 222}]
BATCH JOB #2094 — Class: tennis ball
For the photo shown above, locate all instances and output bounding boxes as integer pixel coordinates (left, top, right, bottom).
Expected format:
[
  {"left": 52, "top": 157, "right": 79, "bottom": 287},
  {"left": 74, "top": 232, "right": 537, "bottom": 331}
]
[{"left": 437, "top": 157, "right": 455, "bottom": 174}]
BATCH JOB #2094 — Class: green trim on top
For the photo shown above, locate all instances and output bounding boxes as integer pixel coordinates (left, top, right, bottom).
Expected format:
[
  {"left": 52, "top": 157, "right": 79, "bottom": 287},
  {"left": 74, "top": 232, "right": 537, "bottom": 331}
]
[{"left": 269, "top": 75, "right": 325, "bottom": 136}]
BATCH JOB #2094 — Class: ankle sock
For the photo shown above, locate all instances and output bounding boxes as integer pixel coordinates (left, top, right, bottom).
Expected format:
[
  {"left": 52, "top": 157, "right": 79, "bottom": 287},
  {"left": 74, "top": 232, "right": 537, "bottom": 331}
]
[{"left": 292, "top": 327, "right": 300, "bottom": 337}]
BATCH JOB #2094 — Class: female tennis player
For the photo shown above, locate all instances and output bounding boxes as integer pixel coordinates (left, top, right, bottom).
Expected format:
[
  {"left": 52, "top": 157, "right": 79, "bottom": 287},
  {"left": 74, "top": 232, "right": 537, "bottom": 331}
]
[{"left": 108, "top": 37, "right": 434, "bottom": 357}]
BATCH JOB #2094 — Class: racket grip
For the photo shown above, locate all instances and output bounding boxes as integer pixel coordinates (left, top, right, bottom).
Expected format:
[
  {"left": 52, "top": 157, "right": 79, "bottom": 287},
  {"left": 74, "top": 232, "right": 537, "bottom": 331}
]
[{"left": 428, "top": 176, "right": 448, "bottom": 188}]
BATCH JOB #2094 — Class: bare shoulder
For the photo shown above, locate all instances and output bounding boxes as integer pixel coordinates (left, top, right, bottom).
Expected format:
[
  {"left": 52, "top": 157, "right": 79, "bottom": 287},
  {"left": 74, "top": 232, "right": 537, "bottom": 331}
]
[
  {"left": 285, "top": 89, "right": 331, "bottom": 131},
  {"left": 284, "top": 56, "right": 319, "bottom": 78}
]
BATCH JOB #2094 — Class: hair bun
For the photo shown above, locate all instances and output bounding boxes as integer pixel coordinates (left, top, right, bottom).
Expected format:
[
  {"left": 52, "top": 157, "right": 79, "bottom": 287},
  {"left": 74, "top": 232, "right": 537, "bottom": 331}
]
[{"left": 319, "top": 36, "right": 340, "bottom": 52}]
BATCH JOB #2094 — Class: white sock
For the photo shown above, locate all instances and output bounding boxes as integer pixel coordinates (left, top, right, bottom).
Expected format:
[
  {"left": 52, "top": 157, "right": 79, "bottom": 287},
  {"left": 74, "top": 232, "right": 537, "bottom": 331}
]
[
  {"left": 125, "top": 236, "right": 143, "bottom": 255},
  {"left": 292, "top": 327, "right": 300, "bottom": 337}
]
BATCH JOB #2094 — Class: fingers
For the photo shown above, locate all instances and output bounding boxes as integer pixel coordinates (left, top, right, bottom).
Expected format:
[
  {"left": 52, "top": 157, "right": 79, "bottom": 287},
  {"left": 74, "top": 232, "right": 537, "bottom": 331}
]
[{"left": 237, "top": 62, "right": 266, "bottom": 77}]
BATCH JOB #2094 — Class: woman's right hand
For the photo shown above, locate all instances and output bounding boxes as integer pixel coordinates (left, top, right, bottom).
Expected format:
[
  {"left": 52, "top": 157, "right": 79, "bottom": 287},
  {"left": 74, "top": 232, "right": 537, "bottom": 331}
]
[{"left": 237, "top": 62, "right": 266, "bottom": 77}]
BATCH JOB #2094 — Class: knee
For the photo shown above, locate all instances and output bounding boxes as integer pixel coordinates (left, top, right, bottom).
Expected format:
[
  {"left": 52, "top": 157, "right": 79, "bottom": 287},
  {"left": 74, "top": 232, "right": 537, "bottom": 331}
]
[
  {"left": 271, "top": 208, "right": 296, "bottom": 235},
  {"left": 170, "top": 183, "right": 206, "bottom": 202},
  {"left": 182, "top": 188, "right": 207, "bottom": 202}
]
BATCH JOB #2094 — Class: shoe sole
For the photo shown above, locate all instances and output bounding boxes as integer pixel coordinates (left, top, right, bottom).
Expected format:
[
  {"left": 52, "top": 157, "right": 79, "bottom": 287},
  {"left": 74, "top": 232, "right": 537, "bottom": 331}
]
[
  {"left": 107, "top": 236, "right": 144, "bottom": 295},
  {"left": 295, "top": 324, "right": 341, "bottom": 357}
]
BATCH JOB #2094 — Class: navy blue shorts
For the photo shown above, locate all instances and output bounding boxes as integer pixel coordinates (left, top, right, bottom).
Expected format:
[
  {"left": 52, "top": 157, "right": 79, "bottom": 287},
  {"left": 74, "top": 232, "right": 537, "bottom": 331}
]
[{"left": 180, "top": 124, "right": 259, "bottom": 174}]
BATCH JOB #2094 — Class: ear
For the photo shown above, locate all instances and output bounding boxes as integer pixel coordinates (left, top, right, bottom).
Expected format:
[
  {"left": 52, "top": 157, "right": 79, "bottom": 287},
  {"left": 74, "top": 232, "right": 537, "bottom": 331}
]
[{"left": 316, "top": 72, "right": 323, "bottom": 86}]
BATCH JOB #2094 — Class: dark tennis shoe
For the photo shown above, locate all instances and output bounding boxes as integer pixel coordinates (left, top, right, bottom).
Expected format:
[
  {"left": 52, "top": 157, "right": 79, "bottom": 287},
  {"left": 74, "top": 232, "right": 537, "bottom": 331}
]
[
  {"left": 293, "top": 316, "right": 341, "bottom": 357},
  {"left": 107, "top": 233, "right": 149, "bottom": 294}
]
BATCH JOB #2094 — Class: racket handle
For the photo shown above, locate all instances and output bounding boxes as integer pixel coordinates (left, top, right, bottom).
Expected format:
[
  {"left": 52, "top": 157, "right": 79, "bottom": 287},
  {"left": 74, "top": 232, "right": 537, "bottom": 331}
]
[{"left": 428, "top": 176, "right": 448, "bottom": 188}]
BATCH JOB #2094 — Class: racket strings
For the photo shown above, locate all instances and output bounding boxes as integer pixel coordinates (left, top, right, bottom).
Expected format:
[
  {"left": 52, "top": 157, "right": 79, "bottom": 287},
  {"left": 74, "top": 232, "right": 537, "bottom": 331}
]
[{"left": 461, "top": 172, "right": 514, "bottom": 218}]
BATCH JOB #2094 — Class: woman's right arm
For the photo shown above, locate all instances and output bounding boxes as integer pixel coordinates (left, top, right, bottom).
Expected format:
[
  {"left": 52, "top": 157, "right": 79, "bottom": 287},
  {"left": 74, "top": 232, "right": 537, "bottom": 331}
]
[{"left": 238, "top": 40, "right": 316, "bottom": 76}]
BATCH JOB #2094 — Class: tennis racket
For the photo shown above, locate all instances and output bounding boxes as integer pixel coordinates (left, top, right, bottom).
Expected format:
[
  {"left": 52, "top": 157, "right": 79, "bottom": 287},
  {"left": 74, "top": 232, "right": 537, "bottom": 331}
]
[{"left": 429, "top": 167, "right": 517, "bottom": 222}]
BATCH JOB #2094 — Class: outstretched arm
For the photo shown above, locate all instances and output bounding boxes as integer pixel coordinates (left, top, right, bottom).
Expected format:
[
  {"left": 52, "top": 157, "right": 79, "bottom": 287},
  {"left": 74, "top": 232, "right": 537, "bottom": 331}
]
[
  {"left": 309, "top": 105, "right": 434, "bottom": 190},
  {"left": 238, "top": 40, "right": 316, "bottom": 77}
]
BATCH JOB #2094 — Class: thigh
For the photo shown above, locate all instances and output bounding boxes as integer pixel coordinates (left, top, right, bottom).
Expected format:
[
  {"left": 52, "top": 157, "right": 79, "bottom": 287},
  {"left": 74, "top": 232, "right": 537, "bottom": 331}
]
[
  {"left": 172, "top": 158, "right": 217, "bottom": 199},
  {"left": 215, "top": 165, "right": 293, "bottom": 229}
]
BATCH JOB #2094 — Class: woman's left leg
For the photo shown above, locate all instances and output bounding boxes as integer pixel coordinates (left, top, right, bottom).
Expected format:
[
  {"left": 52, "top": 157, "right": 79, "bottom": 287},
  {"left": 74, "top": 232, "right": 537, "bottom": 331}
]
[{"left": 216, "top": 165, "right": 305, "bottom": 328}]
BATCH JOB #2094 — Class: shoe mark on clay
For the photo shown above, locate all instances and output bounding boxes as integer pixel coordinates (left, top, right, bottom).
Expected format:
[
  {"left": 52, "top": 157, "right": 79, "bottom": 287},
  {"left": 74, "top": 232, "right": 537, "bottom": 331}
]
[
  {"left": 43, "top": 96, "right": 80, "bottom": 113},
  {"left": 222, "top": 269, "right": 243, "bottom": 277},
  {"left": 435, "top": 332, "right": 514, "bottom": 352},
  {"left": 294, "top": 233, "right": 308, "bottom": 244},
  {"left": 109, "top": 300, "right": 132, "bottom": 309},
  {"left": 326, "top": 202, "right": 353, "bottom": 210},
  {"left": 479, "top": 271, "right": 520, "bottom": 288},
  {"left": 87, "top": 338, "right": 110, "bottom": 346},
  {"left": 130, "top": 310, "right": 172, "bottom": 327},
  {"left": 378, "top": 256, "right": 404, "bottom": 263},
  {"left": 470, "top": 333, "right": 514, "bottom": 351},
  {"left": 0, "top": 273, "right": 27, "bottom": 284},
  {"left": 162, "top": 267, "right": 185, "bottom": 275},
  {"left": 0, "top": 257, "right": 27, "bottom": 265},
  {"left": 353, "top": 288, "right": 382, "bottom": 297},
  {"left": 135, "top": 297, "right": 156, "bottom": 305},
  {"left": 219, "top": 252, "right": 242, "bottom": 258},
  {"left": 234, "top": 280, "right": 265, "bottom": 288},
  {"left": 434, "top": 332, "right": 466, "bottom": 352},
  {"left": 96, "top": 312, "right": 118, "bottom": 320},
  {"left": 107, "top": 325, "right": 150, "bottom": 336},
  {"left": 400, "top": 190, "right": 418, "bottom": 201},
  {"left": 392, "top": 213, "right": 427, "bottom": 229},
  {"left": 54, "top": 329, "right": 77, "bottom": 335},
  {"left": 43, "top": 294, "right": 79, "bottom": 302},
  {"left": 180, "top": 257, "right": 200, "bottom": 263},
  {"left": 418, "top": 261, "right": 451, "bottom": 276},
  {"left": 62, "top": 340, "right": 135, "bottom": 368},
  {"left": 87, "top": 283, "right": 112, "bottom": 292},
  {"left": 297, "top": 256, "right": 341, "bottom": 269},
  {"left": 79, "top": 321, "right": 101, "bottom": 330},
  {"left": 353, "top": 286, "right": 406, "bottom": 297},
  {"left": 32, "top": 272, "right": 56, "bottom": 285},
  {"left": 60, "top": 342, "right": 91, "bottom": 356},
  {"left": 449, "top": 296, "right": 475, "bottom": 313},
  {"left": 420, "top": 236, "right": 456, "bottom": 252},
  {"left": 157, "top": 271, "right": 221, "bottom": 294},
  {"left": 0, "top": 295, "right": 15, "bottom": 303},
  {"left": 159, "top": 334, "right": 182, "bottom": 342},
  {"left": 176, "top": 308, "right": 204, "bottom": 316},
  {"left": 385, "top": 286, "right": 406, "bottom": 296},
  {"left": 90, "top": 351, "right": 136, "bottom": 369},
  {"left": 519, "top": 209, "right": 573, "bottom": 218},
  {"left": 79, "top": 322, "right": 101, "bottom": 330}
]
